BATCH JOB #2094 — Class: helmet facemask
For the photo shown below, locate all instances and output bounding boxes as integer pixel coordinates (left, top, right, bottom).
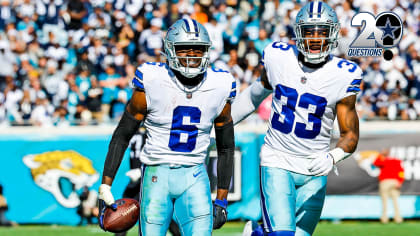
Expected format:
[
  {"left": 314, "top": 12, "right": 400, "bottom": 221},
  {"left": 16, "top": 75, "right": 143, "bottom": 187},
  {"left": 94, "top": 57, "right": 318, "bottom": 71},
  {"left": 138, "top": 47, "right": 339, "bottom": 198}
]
[{"left": 294, "top": 23, "right": 339, "bottom": 64}]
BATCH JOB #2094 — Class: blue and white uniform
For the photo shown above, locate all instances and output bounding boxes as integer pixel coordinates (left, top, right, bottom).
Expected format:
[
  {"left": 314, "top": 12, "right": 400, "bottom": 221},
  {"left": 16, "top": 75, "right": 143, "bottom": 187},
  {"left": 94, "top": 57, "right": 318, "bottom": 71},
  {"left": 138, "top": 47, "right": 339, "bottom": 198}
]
[
  {"left": 259, "top": 42, "right": 362, "bottom": 235},
  {"left": 132, "top": 62, "right": 236, "bottom": 236},
  {"left": 261, "top": 42, "right": 362, "bottom": 174}
]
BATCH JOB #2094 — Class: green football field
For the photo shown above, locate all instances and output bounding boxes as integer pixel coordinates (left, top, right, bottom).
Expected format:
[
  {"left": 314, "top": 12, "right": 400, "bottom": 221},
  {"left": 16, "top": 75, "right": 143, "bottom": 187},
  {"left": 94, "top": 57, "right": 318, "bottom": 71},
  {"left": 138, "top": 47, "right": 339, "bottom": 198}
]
[{"left": 1, "top": 221, "right": 420, "bottom": 236}]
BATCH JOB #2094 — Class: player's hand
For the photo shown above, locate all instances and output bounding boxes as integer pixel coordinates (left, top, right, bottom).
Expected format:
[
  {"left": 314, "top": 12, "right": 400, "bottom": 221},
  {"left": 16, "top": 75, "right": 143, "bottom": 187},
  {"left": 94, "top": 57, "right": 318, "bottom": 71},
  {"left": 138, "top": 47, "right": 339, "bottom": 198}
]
[
  {"left": 213, "top": 199, "right": 228, "bottom": 229},
  {"left": 98, "top": 184, "right": 117, "bottom": 231},
  {"left": 125, "top": 168, "right": 142, "bottom": 182},
  {"left": 308, "top": 152, "right": 334, "bottom": 176}
]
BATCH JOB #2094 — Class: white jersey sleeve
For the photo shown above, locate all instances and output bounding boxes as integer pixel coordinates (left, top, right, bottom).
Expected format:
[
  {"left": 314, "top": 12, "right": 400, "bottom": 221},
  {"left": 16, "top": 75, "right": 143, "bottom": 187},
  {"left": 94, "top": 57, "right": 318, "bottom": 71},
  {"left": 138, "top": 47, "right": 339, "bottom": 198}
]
[{"left": 336, "top": 59, "right": 363, "bottom": 101}]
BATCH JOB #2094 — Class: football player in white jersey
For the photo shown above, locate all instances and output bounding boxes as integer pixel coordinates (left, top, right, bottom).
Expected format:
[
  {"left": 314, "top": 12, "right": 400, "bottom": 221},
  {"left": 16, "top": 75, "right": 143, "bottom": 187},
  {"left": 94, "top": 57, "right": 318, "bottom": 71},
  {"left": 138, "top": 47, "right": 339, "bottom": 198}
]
[
  {"left": 97, "top": 19, "right": 237, "bottom": 235},
  {"left": 236, "top": 1, "right": 362, "bottom": 236}
]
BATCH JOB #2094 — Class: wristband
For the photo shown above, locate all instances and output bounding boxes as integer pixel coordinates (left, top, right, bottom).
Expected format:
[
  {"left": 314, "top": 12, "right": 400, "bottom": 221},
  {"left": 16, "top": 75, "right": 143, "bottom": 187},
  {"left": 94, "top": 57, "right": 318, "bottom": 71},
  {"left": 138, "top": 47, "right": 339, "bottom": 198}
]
[
  {"left": 329, "top": 148, "right": 351, "bottom": 164},
  {"left": 99, "top": 184, "right": 111, "bottom": 192},
  {"left": 214, "top": 199, "right": 228, "bottom": 208}
]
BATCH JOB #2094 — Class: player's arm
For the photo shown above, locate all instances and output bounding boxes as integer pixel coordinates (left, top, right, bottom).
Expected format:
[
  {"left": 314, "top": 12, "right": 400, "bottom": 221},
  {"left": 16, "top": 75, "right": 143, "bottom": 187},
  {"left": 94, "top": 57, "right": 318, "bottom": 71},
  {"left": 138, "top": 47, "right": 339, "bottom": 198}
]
[
  {"left": 213, "top": 102, "right": 235, "bottom": 229},
  {"left": 332, "top": 94, "right": 359, "bottom": 163},
  {"left": 98, "top": 90, "right": 146, "bottom": 230},
  {"left": 231, "top": 66, "right": 272, "bottom": 125},
  {"left": 308, "top": 95, "right": 359, "bottom": 176},
  {"left": 102, "top": 90, "right": 147, "bottom": 186}
]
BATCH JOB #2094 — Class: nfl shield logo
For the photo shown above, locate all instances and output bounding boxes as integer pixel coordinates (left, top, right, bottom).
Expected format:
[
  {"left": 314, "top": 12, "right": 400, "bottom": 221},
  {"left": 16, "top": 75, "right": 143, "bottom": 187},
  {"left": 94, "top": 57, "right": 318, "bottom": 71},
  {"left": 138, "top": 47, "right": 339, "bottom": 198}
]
[
  {"left": 301, "top": 77, "right": 307, "bottom": 84},
  {"left": 152, "top": 176, "right": 157, "bottom": 183}
]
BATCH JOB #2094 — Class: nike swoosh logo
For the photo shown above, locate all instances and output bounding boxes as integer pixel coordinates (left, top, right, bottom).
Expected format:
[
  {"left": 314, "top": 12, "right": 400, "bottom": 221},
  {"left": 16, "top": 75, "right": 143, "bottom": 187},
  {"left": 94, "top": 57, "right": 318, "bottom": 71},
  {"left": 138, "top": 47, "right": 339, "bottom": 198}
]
[{"left": 193, "top": 171, "right": 202, "bottom": 177}]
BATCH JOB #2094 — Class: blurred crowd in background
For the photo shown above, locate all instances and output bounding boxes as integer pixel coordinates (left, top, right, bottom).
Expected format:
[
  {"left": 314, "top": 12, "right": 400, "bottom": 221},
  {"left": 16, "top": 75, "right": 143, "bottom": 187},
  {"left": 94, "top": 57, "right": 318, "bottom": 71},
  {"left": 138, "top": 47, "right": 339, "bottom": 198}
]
[{"left": 0, "top": 0, "right": 419, "bottom": 127}]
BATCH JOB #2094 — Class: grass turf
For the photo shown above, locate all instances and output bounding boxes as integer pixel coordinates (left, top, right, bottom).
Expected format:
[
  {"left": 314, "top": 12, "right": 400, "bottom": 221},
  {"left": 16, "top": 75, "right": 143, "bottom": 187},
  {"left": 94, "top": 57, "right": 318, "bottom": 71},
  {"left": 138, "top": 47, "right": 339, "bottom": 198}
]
[{"left": 0, "top": 221, "right": 420, "bottom": 236}]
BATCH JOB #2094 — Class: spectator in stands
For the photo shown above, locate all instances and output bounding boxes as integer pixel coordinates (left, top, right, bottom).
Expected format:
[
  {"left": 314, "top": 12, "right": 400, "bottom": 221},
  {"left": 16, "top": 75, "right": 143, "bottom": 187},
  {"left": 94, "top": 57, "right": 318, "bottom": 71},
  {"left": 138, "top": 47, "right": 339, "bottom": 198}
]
[
  {"left": 356, "top": 81, "right": 376, "bottom": 121},
  {"left": 364, "top": 59, "right": 385, "bottom": 90},
  {"left": 0, "top": 40, "right": 16, "bottom": 90},
  {"left": 76, "top": 50, "right": 95, "bottom": 75},
  {"left": 18, "top": 89, "right": 33, "bottom": 123},
  {"left": 138, "top": 17, "right": 163, "bottom": 58},
  {"left": 387, "top": 82, "right": 409, "bottom": 120},
  {"left": 373, "top": 149, "right": 405, "bottom": 224},
  {"left": 66, "top": 0, "right": 87, "bottom": 31},
  {"left": 30, "top": 97, "right": 53, "bottom": 126},
  {"left": 223, "top": 6, "right": 244, "bottom": 51},
  {"left": 373, "top": 80, "right": 391, "bottom": 118},
  {"left": 52, "top": 105, "right": 69, "bottom": 127},
  {"left": 74, "top": 103, "right": 91, "bottom": 125},
  {"left": 98, "top": 61, "right": 121, "bottom": 121},
  {"left": 4, "top": 78, "right": 23, "bottom": 124},
  {"left": 41, "top": 59, "right": 68, "bottom": 106},
  {"left": 0, "top": 0, "right": 14, "bottom": 31},
  {"left": 112, "top": 78, "right": 131, "bottom": 119},
  {"left": 164, "top": 3, "right": 181, "bottom": 30},
  {"left": 86, "top": 77, "right": 103, "bottom": 122},
  {"left": 68, "top": 77, "right": 84, "bottom": 118},
  {"left": 205, "top": 16, "right": 224, "bottom": 62},
  {"left": 191, "top": 2, "right": 208, "bottom": 24},
  {"left": 226, "top": 49, "right": 244, "bottom": 84},
  {"left": 254, "top": 28, "right": 271, "bottom": 55},
  {"left": 75, "top": 67, "right": 91, "bottom": 98}
]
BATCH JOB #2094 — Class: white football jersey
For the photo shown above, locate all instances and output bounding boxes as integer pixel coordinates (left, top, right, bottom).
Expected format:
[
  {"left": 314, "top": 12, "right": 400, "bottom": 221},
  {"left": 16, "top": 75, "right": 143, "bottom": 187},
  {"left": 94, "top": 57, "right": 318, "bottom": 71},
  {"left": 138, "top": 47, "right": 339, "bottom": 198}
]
[
  {"left": 132, "top": 62, "right": 236, "bottom": 165},
  {"left": 260, "top": 42, "right": 363, "bottom": 174}
]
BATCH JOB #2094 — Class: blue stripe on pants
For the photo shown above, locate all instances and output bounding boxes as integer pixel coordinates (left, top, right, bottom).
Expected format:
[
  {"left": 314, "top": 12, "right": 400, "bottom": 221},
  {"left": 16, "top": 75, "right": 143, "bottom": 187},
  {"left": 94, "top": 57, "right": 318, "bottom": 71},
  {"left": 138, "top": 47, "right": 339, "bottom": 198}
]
[{"left": 260, "top": 166, "right": 327, "bottom": 235}]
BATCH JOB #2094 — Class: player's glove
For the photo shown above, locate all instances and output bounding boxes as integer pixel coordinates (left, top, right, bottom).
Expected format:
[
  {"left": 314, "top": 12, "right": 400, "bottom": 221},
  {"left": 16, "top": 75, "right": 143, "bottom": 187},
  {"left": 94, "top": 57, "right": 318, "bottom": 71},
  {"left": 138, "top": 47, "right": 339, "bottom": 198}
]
[
  {"left": 213, "top": 199, "right": 228, "bottom": 229},
  {"left": 308, "top": 152, "right": 334, "bottom": 176},
  {"left": 125, "top": 168, "right": 142, "bottom": 182},
  {"left": 98, "top": 184, "right": 117, "bottom": 231}
]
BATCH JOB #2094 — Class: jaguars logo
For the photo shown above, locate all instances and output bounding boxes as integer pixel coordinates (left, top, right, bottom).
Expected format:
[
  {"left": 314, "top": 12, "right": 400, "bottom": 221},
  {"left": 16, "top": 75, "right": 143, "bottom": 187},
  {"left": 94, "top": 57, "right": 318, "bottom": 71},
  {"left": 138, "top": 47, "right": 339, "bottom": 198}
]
[
  {"left": 23, "top": 150, "right": 99, "bottom": 208},
  {"left": 353, "top": 150, "right": 381, "bottom": 177}
]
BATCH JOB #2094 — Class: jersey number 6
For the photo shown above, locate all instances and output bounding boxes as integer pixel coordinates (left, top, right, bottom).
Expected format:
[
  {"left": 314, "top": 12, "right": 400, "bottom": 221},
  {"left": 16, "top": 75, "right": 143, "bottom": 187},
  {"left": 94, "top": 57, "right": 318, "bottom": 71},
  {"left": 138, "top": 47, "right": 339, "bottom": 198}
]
[
  {"left": 271, "top": 84, "right": 327, "bottom": 139},
  {"left": 168, "top": 106, "right": 201, "bottom": 152}
]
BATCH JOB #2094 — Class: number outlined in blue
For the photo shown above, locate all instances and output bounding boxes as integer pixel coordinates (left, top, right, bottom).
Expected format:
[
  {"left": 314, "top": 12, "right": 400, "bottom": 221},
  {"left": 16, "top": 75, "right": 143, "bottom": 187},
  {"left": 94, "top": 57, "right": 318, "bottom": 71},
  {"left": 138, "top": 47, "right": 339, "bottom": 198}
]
[
  {"left": 272, "top": 42, "right": 291, "bottom": 51},
  {"left": 168, "top": 106, "right": 201, "bottom": 152},
  {"left": 211, "top": 67, "right": 229, "bottom": 73},
  {"left": 271, "top": 84, "right": 297, "bottom": 134},
  {"left": 271, "top": 84, "right": 327, "bottom": 139},
  {"left": 337, "top": 59, "right": 357, "bottom": 73},
  {"left": 295, "top": 93, "right": 327, "bottom": 139}
]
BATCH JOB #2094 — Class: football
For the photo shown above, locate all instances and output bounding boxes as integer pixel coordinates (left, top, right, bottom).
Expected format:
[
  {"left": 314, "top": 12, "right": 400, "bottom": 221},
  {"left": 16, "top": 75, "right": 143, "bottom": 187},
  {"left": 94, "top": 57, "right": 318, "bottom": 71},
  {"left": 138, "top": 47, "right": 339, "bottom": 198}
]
[{"left": 103, "top": 198, "right": 140, "bottom": 233}]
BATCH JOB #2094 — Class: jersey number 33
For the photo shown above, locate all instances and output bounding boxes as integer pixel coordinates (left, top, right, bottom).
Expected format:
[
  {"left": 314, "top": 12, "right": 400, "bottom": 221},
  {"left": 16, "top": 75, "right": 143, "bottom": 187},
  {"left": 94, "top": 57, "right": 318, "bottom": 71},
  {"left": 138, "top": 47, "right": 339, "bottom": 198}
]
[{"left": 272, "top": 84, "right": 327, "bottom": 139}]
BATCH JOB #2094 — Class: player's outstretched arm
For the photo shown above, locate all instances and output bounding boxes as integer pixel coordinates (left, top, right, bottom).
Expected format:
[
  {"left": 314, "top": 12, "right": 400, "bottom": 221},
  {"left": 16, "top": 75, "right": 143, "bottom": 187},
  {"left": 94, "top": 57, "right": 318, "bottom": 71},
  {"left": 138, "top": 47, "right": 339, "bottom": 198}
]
[
  {"left": 213, "top": 102, "right": 235, "bottom": 229},
  {"left": 308, "top": 95, "right": 359, "bottom": 176},
  {"left": 231, "top": 67, "right": 272, "bottom": 125},
  {"left": 333, "top": 94, "right": 360, "bottom": 163},
  {"left": 98, "top": 90, "right": 147, "bottom": 231}
]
